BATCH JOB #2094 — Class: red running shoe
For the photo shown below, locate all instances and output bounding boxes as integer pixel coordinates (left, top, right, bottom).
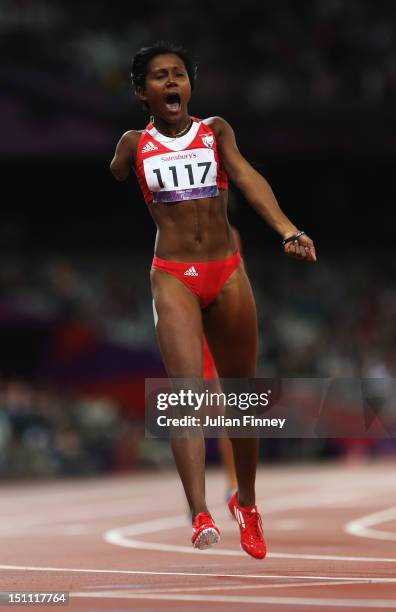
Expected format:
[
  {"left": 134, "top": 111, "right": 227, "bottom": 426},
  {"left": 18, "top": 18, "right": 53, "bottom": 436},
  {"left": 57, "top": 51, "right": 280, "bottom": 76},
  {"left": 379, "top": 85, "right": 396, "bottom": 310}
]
[
  {"left": 191, "top": 512, "right": 220, "bottom": 549},
  {"left": 228, "top": 492, "right": 266, "bottom": 559}
]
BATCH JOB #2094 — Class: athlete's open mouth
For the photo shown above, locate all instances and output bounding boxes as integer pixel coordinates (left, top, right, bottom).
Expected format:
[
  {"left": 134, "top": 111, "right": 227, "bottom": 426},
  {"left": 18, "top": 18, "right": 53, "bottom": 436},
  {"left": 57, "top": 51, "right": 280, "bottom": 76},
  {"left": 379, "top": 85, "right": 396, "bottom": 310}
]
[{"left": 165, "top": 92, "right": 181, "bottom": 112}]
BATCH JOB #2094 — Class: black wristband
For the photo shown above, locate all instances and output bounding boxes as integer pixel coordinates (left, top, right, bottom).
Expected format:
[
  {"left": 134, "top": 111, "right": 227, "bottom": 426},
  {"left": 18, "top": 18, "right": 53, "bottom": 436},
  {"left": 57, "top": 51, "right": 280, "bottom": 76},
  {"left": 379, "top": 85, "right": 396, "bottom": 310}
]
[{"left": 282, "top": 230, "right": 305, "bottom": 246}]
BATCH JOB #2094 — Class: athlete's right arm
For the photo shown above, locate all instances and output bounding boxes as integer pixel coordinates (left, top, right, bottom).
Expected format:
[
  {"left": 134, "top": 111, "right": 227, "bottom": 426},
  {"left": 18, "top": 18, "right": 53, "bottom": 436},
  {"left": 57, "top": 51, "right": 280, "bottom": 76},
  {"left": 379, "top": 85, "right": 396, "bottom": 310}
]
[{"left": 110, "top": 130, "right": 141, "bottom": 181}]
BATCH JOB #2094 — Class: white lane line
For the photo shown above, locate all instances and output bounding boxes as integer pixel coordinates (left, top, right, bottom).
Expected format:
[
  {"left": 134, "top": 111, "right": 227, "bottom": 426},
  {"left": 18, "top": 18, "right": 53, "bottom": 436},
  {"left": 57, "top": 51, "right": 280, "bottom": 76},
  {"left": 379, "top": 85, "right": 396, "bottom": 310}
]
[
  {"left": 117, "top": 580, "right": 394, "bottom": 594},
  {"left": 0, "top": 486, "right": 133, "bottom": 507},
  {"left": 70, "top": 591, "right": 396, "bottom": 607},
  {"left": 345, "top": 506, "right": 396, "bottom": 542},
  {"left": 0, "top": 496, "right": 170, "bottom": 527},
  {"left": 0, "top": 468, "right": 393, "bottom": 510},
  {"left": 260, "top": 488, "right": 377, "bottom": 512},
  {"left": 2, "top": 564, "right": 396, "bottom": 582},
  {"left": 103, "top": 514, "right": 396, "bottom": 563},
  {"left": 102, "top": 486, "right": 393, "bottom": 560},
  {"left": 270, "top": 552, "right": 396, "bottom": 563},
  {"left": 0, "top": 524, "right": 99, "bottom": 537},
  {"left": 220, "top": 518, "right": 308, "bottom": 532},
  {"left": 273, "top": 520, "right": 307, "bottom": 530}
]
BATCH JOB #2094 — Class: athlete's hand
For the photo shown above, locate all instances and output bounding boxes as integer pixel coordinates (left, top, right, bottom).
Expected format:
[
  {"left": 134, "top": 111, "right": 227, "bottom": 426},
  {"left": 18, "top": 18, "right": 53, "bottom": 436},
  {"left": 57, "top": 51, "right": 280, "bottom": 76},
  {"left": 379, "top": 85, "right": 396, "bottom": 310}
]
[{"left": 282, "top": 232, "right": 317, "bottom": 262}]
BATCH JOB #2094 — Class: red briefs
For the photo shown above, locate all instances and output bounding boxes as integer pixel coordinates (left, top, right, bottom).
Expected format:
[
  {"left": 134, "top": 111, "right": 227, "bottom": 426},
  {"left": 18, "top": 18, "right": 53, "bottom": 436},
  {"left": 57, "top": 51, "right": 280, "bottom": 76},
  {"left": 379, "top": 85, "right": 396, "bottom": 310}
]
[{"left": 151, "top": 251, "right": 241, "bottom": 309}]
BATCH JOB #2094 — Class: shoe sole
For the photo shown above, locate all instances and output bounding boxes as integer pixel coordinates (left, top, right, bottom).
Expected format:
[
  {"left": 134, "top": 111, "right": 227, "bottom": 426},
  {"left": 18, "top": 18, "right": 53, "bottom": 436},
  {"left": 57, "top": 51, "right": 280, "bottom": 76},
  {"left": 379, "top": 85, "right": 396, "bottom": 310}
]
[{"left": 193, "top": 528, "right": 221, "bottom": 550}]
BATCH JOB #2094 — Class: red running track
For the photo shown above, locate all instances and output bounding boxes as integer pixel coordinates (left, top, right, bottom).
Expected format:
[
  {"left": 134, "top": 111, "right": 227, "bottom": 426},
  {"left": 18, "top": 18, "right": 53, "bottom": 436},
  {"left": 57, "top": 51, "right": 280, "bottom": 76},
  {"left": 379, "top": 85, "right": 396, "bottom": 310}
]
[{"left": 1, "top": 461, "right": 396, "bottom": 611}]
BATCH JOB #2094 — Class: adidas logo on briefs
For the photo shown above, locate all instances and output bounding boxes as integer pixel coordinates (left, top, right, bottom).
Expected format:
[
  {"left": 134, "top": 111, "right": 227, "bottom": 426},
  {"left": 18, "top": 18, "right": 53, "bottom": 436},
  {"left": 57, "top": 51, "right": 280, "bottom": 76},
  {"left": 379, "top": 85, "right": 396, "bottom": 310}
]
[
  {"left": 184, "top": 266, "right": 198, "bottom": 277},
  {"left": 142, "top": 141, "right": 158, "bottom": 154}
]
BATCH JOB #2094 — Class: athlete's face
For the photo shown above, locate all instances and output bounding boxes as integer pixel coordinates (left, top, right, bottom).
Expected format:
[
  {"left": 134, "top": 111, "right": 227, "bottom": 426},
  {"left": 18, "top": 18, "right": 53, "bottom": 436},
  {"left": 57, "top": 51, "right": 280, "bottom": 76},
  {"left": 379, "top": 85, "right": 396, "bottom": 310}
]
[{"left": 139, "top": 53, "right": 191, "bottom": 121}]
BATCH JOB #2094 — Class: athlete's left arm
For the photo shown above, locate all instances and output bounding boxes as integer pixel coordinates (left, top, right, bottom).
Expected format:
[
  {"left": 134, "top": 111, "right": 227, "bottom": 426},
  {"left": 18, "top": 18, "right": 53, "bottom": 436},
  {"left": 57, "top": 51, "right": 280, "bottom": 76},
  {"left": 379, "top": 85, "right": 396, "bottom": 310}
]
[{"left": 212, "top": 117, "right": 316, "bottom": 262}]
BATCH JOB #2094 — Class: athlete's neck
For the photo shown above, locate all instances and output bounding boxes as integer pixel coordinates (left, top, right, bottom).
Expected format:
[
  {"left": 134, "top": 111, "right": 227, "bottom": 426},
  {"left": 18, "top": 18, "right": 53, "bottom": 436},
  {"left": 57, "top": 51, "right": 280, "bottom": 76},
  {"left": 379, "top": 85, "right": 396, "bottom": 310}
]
[{"left": 151, "top": 114, "right": 192, "bottom": 138}]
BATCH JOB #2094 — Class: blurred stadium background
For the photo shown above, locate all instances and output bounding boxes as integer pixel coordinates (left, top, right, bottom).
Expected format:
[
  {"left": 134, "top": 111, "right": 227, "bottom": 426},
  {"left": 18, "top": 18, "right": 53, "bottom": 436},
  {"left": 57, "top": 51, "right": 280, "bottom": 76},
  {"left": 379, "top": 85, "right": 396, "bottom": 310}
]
[{"left": 1, "top": 0, "right": 395, "bottom": 479}]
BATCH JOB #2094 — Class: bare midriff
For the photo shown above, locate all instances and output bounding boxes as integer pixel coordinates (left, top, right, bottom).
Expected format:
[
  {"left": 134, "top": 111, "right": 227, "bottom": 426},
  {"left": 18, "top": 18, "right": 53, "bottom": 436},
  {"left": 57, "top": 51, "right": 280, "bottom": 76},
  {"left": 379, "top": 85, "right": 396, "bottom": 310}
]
[{"left": 148, "top": 189, "right": 236, "bottom": 262}]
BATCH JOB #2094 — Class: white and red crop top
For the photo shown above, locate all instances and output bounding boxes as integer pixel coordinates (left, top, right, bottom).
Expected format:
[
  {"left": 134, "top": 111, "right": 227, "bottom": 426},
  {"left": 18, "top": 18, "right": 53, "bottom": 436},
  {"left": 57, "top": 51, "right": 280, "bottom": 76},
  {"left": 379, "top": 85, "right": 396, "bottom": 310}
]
[{"left": 135, "top": 117, "right": 228, "bottom": 204}]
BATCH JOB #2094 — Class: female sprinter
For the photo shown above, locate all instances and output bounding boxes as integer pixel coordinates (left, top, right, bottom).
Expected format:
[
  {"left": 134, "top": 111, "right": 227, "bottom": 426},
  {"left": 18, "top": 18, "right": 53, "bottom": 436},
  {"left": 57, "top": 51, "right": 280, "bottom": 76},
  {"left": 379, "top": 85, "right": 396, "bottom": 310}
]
[{"left": 110, "top": 43, "right": 316, "bottom": 560}]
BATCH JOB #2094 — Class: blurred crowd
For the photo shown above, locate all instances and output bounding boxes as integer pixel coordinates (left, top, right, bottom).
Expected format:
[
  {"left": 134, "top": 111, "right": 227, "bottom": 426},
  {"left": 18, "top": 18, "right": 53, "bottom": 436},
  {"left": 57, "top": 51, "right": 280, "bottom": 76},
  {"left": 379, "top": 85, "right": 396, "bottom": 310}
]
[
  {"left": 0, "top": 380, "right": 124, "bottom": 479},
  {"left": 0, "top": 253, "right": 153, "bottom": 342},
  {"left": 0, "top": 250, "right": 395, "bottom": 478},
  {"left": 1, "top": 0, "right": 395, "bottom": 477},
  {"left": 254, "top": 252, "right": 396, "bottom": 380},
  {"left": 3, "top": 0, "right": 396, "bottom": 110},
  {"left": 3, "top": 0, "right": 395, "bottom": 157},
  {"left": 0, "top": 377, "right": 173, "bottom": 480},
  {"left": 1, "top": 250, "right": 395, "bottom": 379}
]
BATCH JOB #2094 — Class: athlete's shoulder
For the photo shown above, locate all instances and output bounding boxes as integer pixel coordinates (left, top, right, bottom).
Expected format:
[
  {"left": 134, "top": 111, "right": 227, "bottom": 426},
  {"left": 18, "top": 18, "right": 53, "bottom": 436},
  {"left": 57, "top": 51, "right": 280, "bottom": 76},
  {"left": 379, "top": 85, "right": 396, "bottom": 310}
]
[
  {"left": 114, "top": 129, "right": 148, "bottom": 167},
  {"left": 118, "top": 129, "right": 144, "bottom": 149},
  {"left": 111, "top": 130, "right": 145, "bottom": 181},
  {"left": 202, "top": 116, "right": 234, "bottom": 139}
]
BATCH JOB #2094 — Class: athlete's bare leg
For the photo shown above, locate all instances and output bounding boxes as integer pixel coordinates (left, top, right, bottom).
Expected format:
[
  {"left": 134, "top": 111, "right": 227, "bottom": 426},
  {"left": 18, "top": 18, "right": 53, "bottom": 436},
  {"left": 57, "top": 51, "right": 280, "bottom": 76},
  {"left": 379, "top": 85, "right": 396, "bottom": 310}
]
[
  {"left": 203, "top": 265, "right": 259, "bottom": 508},
  {"left": 209, "top": 377, "right": 237, "bottom": 493},
  {"left": 151, "top": 270, "right": 208, "bottom": 519},
  {"left": 218, "top": 436, "right": 237, "bottom": 492}
]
